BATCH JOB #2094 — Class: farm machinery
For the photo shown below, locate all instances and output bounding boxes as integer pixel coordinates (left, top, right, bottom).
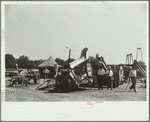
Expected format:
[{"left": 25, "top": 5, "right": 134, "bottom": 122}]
[
  {"left": 9, "top": 69, "right": 40, "bottom": 87},
  {"left": 36, "top": 57, "right": 93, "bottom": 92},
  {"left": 36, "top": 48, "right": 120, "bottom": 92},
  {"left": 10, "top": 75, "right": 30, "bottom": 87}
]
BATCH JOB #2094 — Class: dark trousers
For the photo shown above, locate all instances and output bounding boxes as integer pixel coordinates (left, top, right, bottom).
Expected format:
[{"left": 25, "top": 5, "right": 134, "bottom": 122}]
[
  {"left": 107, "top": 76, "right": 113, "bottom": 90},
  {"left": 21, "top": 76, "right": 25, "bottom": 84},
  {"left": 130, "top": 77, "right": 136, "bottom": 92},
  {"left": 107, "top": 76, "right": 111, "bottom": 89},
  {"left": 98, "top": 75, "right": 104, "bottom": 90},
  {"left": 44, "top": 73, "right": 48, "bottom": 80}
]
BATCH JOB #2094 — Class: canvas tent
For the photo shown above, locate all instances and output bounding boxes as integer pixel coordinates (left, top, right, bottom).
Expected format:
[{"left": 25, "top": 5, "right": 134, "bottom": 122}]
[
  {"left": 38, "top": 56, "right": 62, "bottom": 78},
  {"left": 38, "top": 56, "right": 62, "bottom": 68}
]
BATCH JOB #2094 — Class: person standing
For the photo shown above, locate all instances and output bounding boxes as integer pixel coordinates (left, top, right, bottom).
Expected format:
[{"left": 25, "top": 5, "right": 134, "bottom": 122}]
[
  {"left": 43, "top": 68, "right": 50, "bottom": 80},
  {"left": 129, "top": 66, "right": 137, "bottom": 92},
  {"left": 106, "top": 66, "right": 114, "bottom": 90},
  {"left": 119, "top": 65, "right": 124, "bottom": 82},
  {"left": 20, "top": 70, "right": 26, "bottom": 84},
  {"left": 97, "top": 65, "right": 105, "bottom": 90},
  {"left": 93, "top": 65, "right": 99, "bottom": 86}
]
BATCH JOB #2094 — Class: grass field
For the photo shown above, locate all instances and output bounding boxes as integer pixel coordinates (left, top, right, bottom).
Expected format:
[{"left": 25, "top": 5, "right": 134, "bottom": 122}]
[{"left": 5, "top": 77, "right": 146, "bottom": 102}]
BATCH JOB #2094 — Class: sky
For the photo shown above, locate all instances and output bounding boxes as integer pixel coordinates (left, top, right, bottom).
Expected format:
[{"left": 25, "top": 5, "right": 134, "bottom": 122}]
[{"left": 5, "top": 2, "right": 148, "bottom": 64}]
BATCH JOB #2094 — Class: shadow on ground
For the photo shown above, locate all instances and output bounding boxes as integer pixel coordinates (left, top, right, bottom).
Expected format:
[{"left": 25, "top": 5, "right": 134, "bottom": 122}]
[
  {"left": 43, "top": 87, "right": 90, "bottom": 94},
  {"left": 114, "top": 91, "right": 130, "bottom": 92}
]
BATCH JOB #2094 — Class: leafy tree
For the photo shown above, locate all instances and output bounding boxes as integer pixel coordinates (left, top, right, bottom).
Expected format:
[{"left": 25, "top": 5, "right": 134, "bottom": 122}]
[
  {"left": 34, "top": 59, "right": 44, "bottom": 67},
  {"left": 5, "top": 54, "right": 16, "bottom": 68},
  {"left": 26, "top": 60, "right": 35, "bottom": 69},
  {"left": 17, "top": 55, "right": 29, "bottom": 68}
]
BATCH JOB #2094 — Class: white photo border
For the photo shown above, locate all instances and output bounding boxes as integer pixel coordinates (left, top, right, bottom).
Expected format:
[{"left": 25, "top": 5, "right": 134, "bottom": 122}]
[{"left": 1, "top": 1, "right": 149, "bottom": 121}]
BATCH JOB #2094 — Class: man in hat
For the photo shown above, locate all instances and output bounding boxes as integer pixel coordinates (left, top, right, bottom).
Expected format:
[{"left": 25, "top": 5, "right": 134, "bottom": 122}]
[
  {"left": 97, "top": 65, "right": 105, "bottom": 90},
  {"left": 129, "top": 66, "right": 137, "bottom": 92}
]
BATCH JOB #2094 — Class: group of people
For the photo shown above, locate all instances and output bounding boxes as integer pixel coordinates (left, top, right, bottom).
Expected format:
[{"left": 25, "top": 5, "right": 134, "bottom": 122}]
[
  {"left": 96, "top": 64, "right": 137, "bottom": 92},
  {"left": 96, "top": 65, "right": 113, "bottom": 90},
  {"left": 16, "top": 68, "right": 50, "bottom": 85}
]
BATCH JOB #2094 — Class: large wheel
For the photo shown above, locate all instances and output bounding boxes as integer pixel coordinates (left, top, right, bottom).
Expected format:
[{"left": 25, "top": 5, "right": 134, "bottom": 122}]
[
  {"left": 10, "top": 81, "right": 15, "bottom": 87},
  {"left": 55, "top": 78, "right": 71, "bottom": 93},
  {"left": 65, "top": 78, "right": 71, "bottom": 93},
  {"left": 113, "top": 81, "right": 117, "bottom": 88},
  {"left": 70, "top": 80, "right": 78, "bottom": 91},
  {"left": 25, "top": 79, "right": 29, "bottom": 86},
  {"left": 116, "top": 81, "right": 119, "bottom": 87},
  {"left": 47, "top": 80, "right": 54, "bottom": 88},
  {"left": 55, "top": 82, "right": 61, "bottom": 93}
]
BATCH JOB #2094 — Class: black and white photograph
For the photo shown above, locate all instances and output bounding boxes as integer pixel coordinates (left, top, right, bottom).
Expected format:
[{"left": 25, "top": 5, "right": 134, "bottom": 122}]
[{"left": 1, "top": 1, "right": 149, "bottom": 121}]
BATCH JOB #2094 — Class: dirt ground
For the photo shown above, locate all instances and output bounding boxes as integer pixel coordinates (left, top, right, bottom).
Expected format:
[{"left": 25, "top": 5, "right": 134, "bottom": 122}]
[{"left": 5, "top": 77, "right": 146, "bottom": 102}]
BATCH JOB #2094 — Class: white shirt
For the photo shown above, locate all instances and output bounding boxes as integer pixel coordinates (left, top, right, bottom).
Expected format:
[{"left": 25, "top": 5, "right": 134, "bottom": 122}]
[
  {"left": 106, "top": 70, "right": 113, "bottom": 76},
  {"left": 43, "top": 69, "right": 50, "bottom": 74},
  {"left": 20, "top": 70, "right": 26, "bottom": 77},
  {"left": 129, "top": 69, "right": 137, "bottom": 77},
  {"left": 108, "top": 69, "right": 113, "bottom": 77}
]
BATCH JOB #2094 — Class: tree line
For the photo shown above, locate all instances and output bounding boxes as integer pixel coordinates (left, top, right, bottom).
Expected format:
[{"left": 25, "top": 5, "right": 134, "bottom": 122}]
[
  {"left": 5, "top": 54, "right": 75, "bottom": 69},
  {"left": 5, "top": 54, "right": 146, "bottom": 78}
]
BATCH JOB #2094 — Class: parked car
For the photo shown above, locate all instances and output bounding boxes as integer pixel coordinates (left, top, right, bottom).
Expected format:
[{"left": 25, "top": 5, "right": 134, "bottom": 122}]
[{"left": 5, "top": 69, "right": 18, "bottom": 77}]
